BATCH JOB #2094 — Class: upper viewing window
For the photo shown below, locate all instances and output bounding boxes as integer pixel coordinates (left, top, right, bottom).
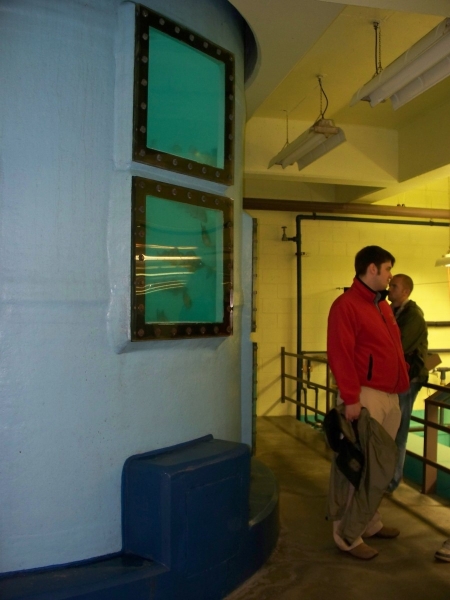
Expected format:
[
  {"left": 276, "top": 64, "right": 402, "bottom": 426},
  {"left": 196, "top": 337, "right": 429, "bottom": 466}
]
[{"left": 133, "top": 5, "right": 235, "bottom": 185}]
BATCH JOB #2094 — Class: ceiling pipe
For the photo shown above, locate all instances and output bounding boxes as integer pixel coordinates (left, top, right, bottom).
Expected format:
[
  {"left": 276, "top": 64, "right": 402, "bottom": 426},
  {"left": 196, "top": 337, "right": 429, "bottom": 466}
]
[{"left": 243, "top": 197, "right": 450, "bottom": 220}]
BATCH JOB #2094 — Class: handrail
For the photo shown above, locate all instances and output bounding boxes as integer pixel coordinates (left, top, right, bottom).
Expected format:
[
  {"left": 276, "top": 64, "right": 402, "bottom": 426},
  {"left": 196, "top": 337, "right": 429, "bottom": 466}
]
[
  {"left": 281, "top": 347, "right": 337, "bottom": 425},
  {"left": 409, "top": 382, "right": 450, "bottom": 494},
  {"left": 281, "top": 347, "right": 450, "bottom": 495}
]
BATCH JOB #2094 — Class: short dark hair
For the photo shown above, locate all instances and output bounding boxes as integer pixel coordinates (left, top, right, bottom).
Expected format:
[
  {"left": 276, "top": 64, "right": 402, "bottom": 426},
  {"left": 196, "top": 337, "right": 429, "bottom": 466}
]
[
  {"left": 354, "top": 245, "right": 395, "bottom": 276},
  {"left": 393, "top": 273, "right": 414, "bottom": 293}
]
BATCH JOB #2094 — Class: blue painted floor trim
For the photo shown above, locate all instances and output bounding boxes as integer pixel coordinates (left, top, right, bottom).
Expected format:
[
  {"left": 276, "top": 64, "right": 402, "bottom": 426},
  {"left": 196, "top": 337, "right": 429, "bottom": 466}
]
[{"left": 0, "top": 458, "right": 279, "bottom": 600}]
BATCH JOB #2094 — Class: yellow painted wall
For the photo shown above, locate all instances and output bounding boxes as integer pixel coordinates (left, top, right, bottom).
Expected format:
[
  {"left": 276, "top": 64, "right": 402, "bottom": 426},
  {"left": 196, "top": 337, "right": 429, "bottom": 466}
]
[
  {"left": 399, "top": 99, "right": 450, "bottom": 182},
  {"left": 377, "top": 177, "right": 449, "bottom": 209}
]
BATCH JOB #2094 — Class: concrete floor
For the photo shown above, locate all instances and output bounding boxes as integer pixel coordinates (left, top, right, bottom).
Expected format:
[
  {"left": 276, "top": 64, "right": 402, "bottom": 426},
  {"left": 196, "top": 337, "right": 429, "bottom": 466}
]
[{"left": 226, "top": 416, "right": 450, "bottom": 600}]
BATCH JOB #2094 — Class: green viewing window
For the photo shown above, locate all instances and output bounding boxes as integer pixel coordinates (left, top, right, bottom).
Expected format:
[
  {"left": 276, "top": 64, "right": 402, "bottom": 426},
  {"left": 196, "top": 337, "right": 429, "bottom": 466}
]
[
  {"left": 133, "top": 5, "right": 235, "bottom": 185},
  {"left": 131, "top": 177, "right": 234, "bottom": 341}
]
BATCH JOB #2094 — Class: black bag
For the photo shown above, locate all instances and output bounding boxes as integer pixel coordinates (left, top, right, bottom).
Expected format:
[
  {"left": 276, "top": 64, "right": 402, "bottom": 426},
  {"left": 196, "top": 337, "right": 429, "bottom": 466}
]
[{"left": 323, "top": 407, "right": 365, "bottom": 489}]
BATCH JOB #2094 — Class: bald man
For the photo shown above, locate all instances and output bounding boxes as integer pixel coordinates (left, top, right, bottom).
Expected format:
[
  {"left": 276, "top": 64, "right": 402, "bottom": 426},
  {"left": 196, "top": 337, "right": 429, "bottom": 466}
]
[{"left": 387, "top": 274, "right": 428, "bottom": 493}]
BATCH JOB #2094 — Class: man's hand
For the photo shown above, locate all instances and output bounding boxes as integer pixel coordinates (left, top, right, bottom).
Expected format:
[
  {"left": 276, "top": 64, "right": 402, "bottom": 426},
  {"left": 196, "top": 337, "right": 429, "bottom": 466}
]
[{"left": 345, "top": 402, "right": 362, "bottom": 422}]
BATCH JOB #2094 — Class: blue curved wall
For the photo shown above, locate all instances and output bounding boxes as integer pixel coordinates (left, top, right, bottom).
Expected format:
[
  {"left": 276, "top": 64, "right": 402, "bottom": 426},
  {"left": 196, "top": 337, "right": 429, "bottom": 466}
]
[
  {"left": 0, "top": 0, "right": 249, "bottom": 574},
  {"left": 1, "top": 436, "right": 279, "bottom": 600}
]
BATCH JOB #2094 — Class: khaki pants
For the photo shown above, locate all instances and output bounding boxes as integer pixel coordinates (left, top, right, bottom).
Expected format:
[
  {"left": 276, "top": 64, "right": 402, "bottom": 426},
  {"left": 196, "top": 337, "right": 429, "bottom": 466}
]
[{"left": 333, "top": 387, "right": 401, "bottom": 551}]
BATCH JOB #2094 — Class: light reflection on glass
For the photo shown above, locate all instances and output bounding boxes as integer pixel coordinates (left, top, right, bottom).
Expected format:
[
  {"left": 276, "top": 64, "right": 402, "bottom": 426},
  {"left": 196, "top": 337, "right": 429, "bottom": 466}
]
[{"left": 137, "top": 195, "right": 224, "bottom": 323}]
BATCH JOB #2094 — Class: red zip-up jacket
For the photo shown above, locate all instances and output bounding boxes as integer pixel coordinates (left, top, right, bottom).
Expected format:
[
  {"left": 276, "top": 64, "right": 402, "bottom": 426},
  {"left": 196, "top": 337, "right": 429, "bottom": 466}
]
[{"left": 327, "top": 277, "right": 409, "bottom": 405}]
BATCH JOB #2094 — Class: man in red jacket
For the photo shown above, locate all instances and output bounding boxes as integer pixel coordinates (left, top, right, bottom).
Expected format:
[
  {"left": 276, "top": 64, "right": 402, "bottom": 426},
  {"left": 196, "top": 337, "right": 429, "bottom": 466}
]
[{"left": 327, "top": 245, "right": 409, "bottom": 560}]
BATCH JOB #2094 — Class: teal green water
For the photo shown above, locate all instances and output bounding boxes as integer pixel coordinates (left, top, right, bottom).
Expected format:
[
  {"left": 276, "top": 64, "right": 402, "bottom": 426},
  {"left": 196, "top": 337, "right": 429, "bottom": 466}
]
[
  {"left": 144, "top": 195, "right": 224, "bottom": 324},
  {"left": 147, "top": 27, "right": 225, "bottom": 169},
  {"left": 411, "top": 409, "right": 450, "bottom": 444},
  {"left": 404, "top": 408, "right": 450, "bottom": 499}
]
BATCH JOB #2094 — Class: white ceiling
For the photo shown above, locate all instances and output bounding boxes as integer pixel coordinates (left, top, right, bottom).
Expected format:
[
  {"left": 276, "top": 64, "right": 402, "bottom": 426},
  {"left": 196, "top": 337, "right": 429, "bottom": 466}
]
[{"left": 228, "top": 0, "right": 450, "bottom": 205}]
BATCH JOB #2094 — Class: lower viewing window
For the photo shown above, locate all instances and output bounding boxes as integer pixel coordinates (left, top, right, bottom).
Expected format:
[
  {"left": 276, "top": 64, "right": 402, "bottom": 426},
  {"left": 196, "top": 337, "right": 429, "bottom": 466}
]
[{"left": 131, "top": 177, "right": 233, "bottom": 341}]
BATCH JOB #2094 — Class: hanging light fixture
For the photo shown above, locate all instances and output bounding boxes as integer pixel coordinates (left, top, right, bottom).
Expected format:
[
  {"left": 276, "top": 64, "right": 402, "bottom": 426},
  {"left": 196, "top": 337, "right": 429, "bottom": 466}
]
[
  {"left": 351, "top": 18, "right": 450, "bottom": 111},
  {"left": 268, "top": 76, "right": 346, "bottom": 171}
]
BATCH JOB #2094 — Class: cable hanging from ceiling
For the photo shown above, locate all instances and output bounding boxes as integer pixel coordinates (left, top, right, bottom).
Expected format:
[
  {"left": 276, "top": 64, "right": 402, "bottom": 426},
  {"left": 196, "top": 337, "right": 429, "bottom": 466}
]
[
  {"left": 373, "top": 21, "right": 383, "bottom": 76},
  {"left": 316, "top": 75, "right": 328, "bottom": 120}
]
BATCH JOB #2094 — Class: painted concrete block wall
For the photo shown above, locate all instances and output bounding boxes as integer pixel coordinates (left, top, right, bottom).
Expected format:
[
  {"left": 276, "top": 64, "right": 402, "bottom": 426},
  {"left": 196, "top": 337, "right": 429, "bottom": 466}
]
[
  {"left": 241, "top": 212, "right": 254, "bottom": 446},
  {"left": 249, "top": 211, "right": 297, "bottom": 417},
  {"left": 302, "top": 216, "right": 450, "bottom": 414},
  {"left": 302, "top": 218, "right": 450, "bottom": 346},
  {"left": 249, "top": 179, "right": 450, "bottom": 417},
  {"left": 0, "top": 0, "right": 248, "bottom": 573},
  {"left": 378, "top": 178, "right": 449, "bottom": 210}
]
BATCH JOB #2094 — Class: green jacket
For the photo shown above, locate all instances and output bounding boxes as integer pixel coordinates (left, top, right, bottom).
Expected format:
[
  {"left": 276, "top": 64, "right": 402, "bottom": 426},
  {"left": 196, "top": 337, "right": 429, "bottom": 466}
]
[{"left": 394, "top": 300, "right": 428, "bottom": 383}]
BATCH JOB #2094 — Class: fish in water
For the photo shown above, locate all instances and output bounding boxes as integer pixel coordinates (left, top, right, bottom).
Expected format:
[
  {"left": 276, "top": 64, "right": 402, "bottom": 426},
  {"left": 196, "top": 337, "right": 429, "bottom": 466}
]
[
  {"left": 201, "top": 224, "right": 212, "bottom": 247},
  {"left": 182, "top": 204, "right": 208, "bottom": 223},
  {"left": 186, "top": 259, "right": 203, "bottom": 273},
  {"left": 183, "top": 288, "right": 193, "bottom": 309},
  {"left": 204, "top": 265, "right": 216, "bottom": 279}
]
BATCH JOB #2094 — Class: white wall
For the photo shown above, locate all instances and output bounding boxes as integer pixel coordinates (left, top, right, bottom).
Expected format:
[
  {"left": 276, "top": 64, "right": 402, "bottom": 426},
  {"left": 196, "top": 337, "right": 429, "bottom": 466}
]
[{"left": 0, "top": 0, "right": 247, "bottom": 573}]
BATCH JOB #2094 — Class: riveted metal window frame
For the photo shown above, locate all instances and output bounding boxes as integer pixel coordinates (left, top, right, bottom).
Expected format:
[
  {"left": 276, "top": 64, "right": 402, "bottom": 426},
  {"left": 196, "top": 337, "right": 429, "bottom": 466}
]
[
  {"left": 131, "top": 176, "right": 234, "bottom": 341},
  {"left": 133, "top": 4, "right": 235, "bottom": 185}
]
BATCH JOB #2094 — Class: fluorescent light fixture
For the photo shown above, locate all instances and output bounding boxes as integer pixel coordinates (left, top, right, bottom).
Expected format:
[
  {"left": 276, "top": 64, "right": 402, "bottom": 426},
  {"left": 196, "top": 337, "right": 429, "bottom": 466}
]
[
  {"left": 268, "top": 119, "right": 346, "bottom": 171},
  {"left": 351, "top": 18, "right": 450, "bottom": 110},
  {"left": 435, "top": 251, "right": 450, "bottom": 267}
]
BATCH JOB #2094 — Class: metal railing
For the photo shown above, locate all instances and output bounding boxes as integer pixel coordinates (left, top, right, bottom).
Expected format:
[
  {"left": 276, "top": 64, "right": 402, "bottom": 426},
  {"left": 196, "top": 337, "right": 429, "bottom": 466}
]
[
  {"left": 280, "top": 348, "right": 337, "bottom": 425},
  {"left": 280, "top": 347, "right": 450, "bottom": 495},
  {"left": 411, "top": 382, "right": 450, "bottom": 494}
]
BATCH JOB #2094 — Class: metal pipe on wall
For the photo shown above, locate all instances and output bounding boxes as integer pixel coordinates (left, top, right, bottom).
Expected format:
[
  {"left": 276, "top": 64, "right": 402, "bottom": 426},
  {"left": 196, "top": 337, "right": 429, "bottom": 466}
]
[{"left": 243, "top": 198, "right": 450, "bottom": 221}]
